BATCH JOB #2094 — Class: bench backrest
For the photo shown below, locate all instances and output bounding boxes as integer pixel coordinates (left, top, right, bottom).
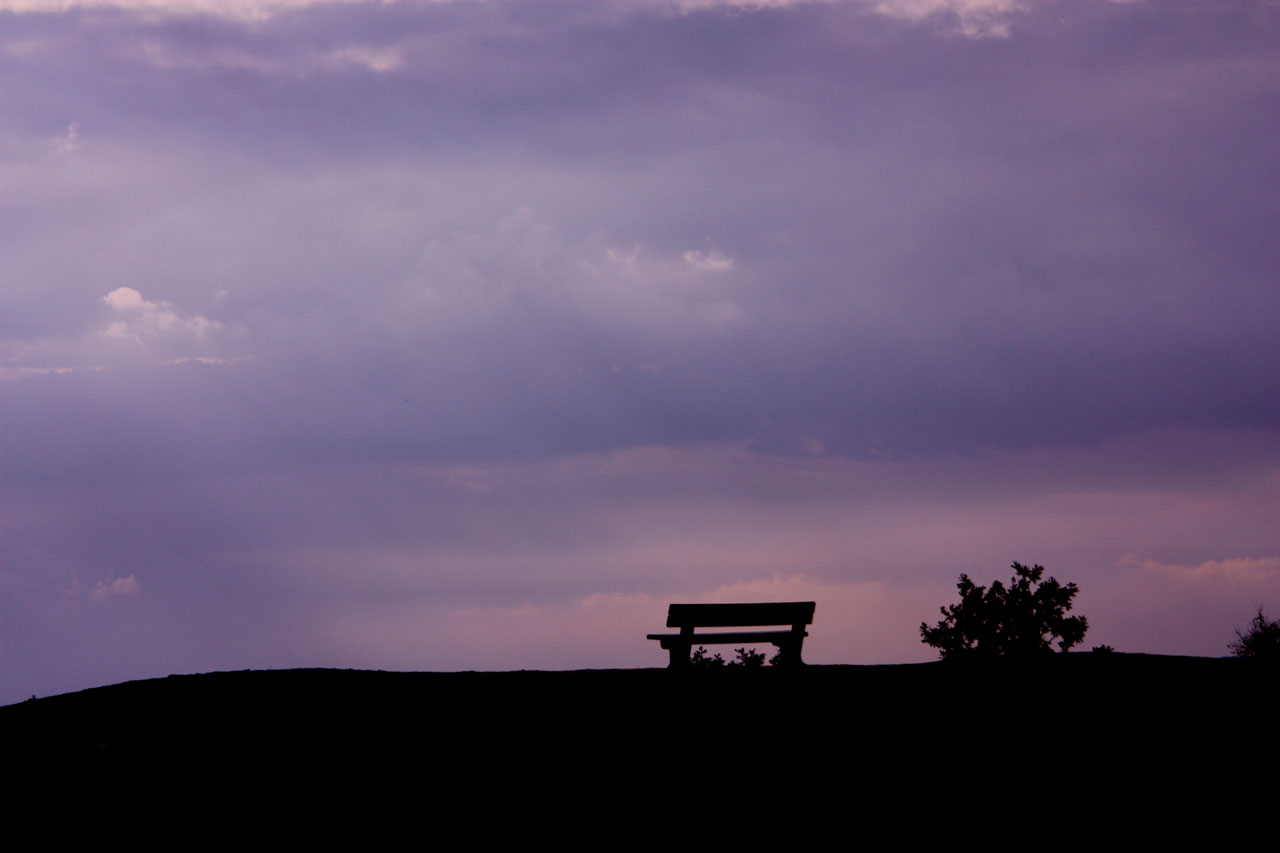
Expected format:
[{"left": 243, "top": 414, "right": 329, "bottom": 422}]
[{"left": 665, "top": 601, "right": 815, "bottom": 629}]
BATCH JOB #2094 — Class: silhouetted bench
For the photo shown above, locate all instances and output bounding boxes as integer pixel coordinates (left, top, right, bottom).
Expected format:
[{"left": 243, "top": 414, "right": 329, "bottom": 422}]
[{"left": 647, "top": 601, "right": 816, "bottom": 668}]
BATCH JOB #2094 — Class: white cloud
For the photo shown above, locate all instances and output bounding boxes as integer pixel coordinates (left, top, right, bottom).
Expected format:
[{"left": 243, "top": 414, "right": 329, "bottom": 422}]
[
  {"left": 1122, "top": 554, "right": 1280, "bottom": 585},
  {"left": 867, "top": 0, "right": 1030, "bottom": 37},
  {"left": 0, "top": 365, "right": 78, "bottom": 381},
  {"left": 165, "top": 354, "right": 255, "bottom": 365},
  {"left": 324, "top": 45, "right": 404, "bottom": 73},
  {"left": 101, "top": 286, "right": 222, "bottom": 343},
  {"left": 102, "top": 286, "right": 146, "bottom": 312},
  {"left": 396, "top": 209, "right": 750, "bottom": 338},
  {"left": 1, "top": 0, "right": 379, "bottom": 20},
  {"left": 3, "top": 0, "right": 1036, "bottom": 38},
  {"left": 65, "top": 574, "right": 143, "bottom": 602},
  {"left": 683, "top": 249, "right": 734, "bottom": 273},
  {"left": 91, "top": 574, "right": 142, "bottom": 600},
  {"left": 120, "top": 35, "right": 405, "bottom": 75},
  {"left": 49, "top": 122, "right": 79, "bottom": 154},
  {"left": 0, "top": 287, "right": 232, "bottom": 379},
  {"left": 591, "top": 245, "right": 749, "bottom": 330},
  {"left": 129, "top": 39, "right": 286, "bottom": 73}
]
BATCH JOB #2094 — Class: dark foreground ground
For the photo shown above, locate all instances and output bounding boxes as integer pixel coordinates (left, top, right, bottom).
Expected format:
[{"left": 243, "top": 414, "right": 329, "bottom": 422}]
[{"left": 4, "top": 654, "right": 1275, "bottom": 815}]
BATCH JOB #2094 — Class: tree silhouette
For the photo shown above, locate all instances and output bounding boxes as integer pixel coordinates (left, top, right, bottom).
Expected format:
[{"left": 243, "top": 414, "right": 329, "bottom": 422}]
[
  {"left": 921, "top": 562, "right": 1088, "bottom": 658},
  {"left": 1229, "top": 606, "right": 1280, "bottom": 659}
]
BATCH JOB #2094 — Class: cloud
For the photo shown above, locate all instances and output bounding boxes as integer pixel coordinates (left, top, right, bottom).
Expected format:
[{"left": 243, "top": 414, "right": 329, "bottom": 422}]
[
  {"left": 120, "top": 34, "right": 406, "bottom": 75},
  {"left": 0, "top": 365, "right": 79, "bottom": 381},
  {"left": 866, "top": 0, "right": 1028, "bottom": 37},
  {"left": 101, "top": 287, "right": 222, "bottom": 344},
  {"left": 0, "top": 285, "right": 232, "bottom": 381},
  {"left": 0, "top": 0, "right": 377, "bottom": 19},
  {"left": 92, "top": 574, "right": 142, "bottom": 600},
  {"left": 49, "top": 121, "right": 79, "bottom": 154},
  {"left": 396, "top": 209, "right": 750, "bottom": 342},
  {"left": 0, "top": 0, "right": 1039, "bottom": 40},
  {"left": 1, "top": 1, "right": 1274, "bottom": 465},
  {"left": 324, "top": 45, "right": 404, "bottom": 73},
  {"left": 1122, "top": 555, "right": 1280, "bottom": 586},
  {"left": 63, "top": 574, "right": 143, "bottom": 601},
  {"left": 683, "top": 250, "right": 734, "bottom": 272},
  {"left": 102, "top": 287, "right": 147, "bottom": 312}
]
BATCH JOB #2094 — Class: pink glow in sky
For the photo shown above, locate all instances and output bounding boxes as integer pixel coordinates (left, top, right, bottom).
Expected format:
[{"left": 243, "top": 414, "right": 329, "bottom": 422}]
[{"left": 1, "top": 0, "right": 1277, "bottom": 703}]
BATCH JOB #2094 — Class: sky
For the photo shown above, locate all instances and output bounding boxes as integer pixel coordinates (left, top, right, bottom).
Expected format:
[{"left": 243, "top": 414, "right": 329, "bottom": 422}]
[{"left": 1, "top": 0, "right": 1277, "bottom": 703}]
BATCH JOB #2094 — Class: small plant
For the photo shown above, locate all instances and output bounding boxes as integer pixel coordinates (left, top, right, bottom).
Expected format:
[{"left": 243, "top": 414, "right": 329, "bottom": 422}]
[
  {"left": 690, "top": 646, "right": 726, "bottom": 668},
  {"left": 1229, "top": 606, "right": 1280, "bottom": 659},
  {"left": 730, "top": 647, "right": 767, "bottom": 668},
  {"left": 1091, "top": 644, "right": 1114, "bottom": 653}
]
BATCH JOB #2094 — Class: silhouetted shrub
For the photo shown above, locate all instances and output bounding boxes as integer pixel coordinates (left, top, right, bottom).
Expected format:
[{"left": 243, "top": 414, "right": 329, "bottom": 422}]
[
  {"left": 690, "top": 647, "right": 726, "bottom": 668},
  {"left": 691, "top": 648, "right": 788, "bottom": 666},
  {"left": 730, "top": 647, "right": 767, "bottom": 668},
  {"left": 1091, "top": 645, "right": 1114, "bottom": 653},
  {"left": 1229, "top": 607, "right": 1280, "bottom": 659},
  {"left": 920, "top": 561, "right": 1088, "bottom": 659},
  {"left": 690, "top": 646, "right": 780, "bottom": 668}
]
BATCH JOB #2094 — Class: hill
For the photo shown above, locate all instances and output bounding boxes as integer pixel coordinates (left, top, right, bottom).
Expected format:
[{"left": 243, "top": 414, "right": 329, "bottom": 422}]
[{"left": 3, "top": 655, "right": 1273, "bottom": 806}]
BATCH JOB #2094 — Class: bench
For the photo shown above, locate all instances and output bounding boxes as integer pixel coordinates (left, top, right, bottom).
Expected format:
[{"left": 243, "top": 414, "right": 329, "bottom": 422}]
[{"left": 647, "top": 601, "right": 816, "bottom": 668}]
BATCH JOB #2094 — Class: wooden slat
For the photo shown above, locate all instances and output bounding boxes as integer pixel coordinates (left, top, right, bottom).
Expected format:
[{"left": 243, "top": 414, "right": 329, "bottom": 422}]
[
  {"left": 647, "top": 630, "right": 807, "bottom": 648},
  {"left": 665, "top": 601, "right": 815, "bottom": 629}
]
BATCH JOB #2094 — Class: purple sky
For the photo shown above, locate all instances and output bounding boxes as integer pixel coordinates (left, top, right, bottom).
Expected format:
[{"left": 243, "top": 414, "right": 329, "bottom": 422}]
[{"left": 2, "top": 0, "right": 1277, "bottom": 703}]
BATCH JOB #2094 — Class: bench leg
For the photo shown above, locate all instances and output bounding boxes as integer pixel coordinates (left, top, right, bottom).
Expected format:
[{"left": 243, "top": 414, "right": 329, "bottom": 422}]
[
  {"left": 774, "top": 639, "right": 805, "bottom": 667},
  {"left": 667, "top": 641, "right": 692, "bottom": 669}
]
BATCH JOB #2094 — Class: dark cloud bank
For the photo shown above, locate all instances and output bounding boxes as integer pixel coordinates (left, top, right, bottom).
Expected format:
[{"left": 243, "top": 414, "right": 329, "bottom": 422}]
[{"left": 2, "top": 1, "right": 1277, "bottom": 702}]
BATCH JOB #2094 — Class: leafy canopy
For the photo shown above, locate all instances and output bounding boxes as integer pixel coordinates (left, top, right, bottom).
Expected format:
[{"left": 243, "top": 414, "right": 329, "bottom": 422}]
[
  {"left": 921, "top": 562, "right": 1088, "bottom": 658},
  {"left": 1229, "top": 606, "right": 1280, "bottom": 659}
]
